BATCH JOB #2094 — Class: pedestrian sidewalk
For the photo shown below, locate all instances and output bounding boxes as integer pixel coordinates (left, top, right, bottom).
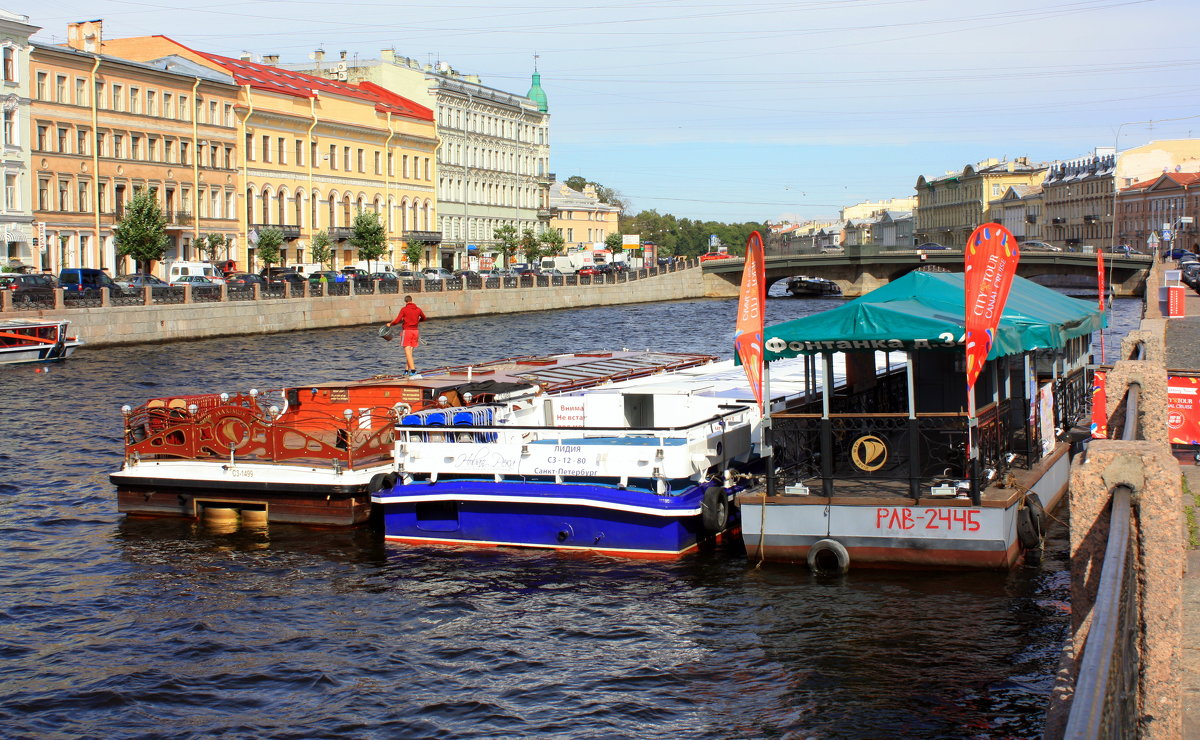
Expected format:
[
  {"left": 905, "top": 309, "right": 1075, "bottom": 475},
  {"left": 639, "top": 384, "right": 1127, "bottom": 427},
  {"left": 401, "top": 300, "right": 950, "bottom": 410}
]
[{"left": 1181, "top": 465, "right": 1200, "bottom": 739}]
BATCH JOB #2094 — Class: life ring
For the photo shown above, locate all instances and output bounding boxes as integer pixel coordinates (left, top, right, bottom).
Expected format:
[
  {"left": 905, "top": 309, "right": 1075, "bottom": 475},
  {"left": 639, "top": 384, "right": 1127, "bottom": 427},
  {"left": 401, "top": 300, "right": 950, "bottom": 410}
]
[
  {"left": 808, "top": 538, "right": 850, "bottom": 575},
  {"left": 701, "top": 486, "right": 729, "bottom": 532}
]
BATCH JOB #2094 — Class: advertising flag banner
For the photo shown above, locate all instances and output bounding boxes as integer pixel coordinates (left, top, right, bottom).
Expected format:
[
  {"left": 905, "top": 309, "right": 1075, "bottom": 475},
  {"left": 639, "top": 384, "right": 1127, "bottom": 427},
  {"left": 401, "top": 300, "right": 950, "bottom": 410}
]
[
  {"left": 964, "top": 223, "right": 1020, "bottom": 390},
  {"left": 1168, "top": 375, "right": 1200, "bottom": 445},
  {"left": 1096, "top": 248, "right": 1106, "bottom": 313},
  {"left": 734, "top": 231, "right": 766, "bottom": 411},
  {"left": 1091, "top": 370, "right": 1108, "bottom": 439}
]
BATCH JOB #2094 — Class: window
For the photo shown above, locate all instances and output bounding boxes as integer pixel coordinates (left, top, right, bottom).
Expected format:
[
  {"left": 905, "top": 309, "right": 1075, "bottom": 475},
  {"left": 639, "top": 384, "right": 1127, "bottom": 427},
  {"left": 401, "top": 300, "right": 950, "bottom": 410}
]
[
  {"left": 262, "top": 135, "right": 270, "bottom": 163},
  {"left": 387, "top": 152, "right": 393, "bottom": 176},
  {"left": 5, "top": 173, "right": 16, "bottom": 210},
  {"left": 245, "top": 132, "right": 253, "bottom": 162},
  {"left": 209, "top": 100, "right": 217, "bottom": 124},
  {"left": 224, "top": 103, "right": 233, "bottom": 126},
  {"left": 129, "top": 87, "right": 140, "bottom": 113},
  {"left": 374, "top": 151, "right": 381, "bottom": 175},
  {"left": 163, "top": 92, "right": 172, "bottom": 118},
  {"left": 2, "top": 109, "right": 15, "bottom": 147},
  {"left": 165, "top": 139, "right": 175, "bottom": 162},
  {"left": 224, "top": 146, "right": 233, "bottom": 168},
  {"left": 96, "top": 132, "right": 106, "bottom": 156},
  {"left": 295, "top": 139, "right": 304, "bottom": 166},
  {"left": 94, "top": 81, "right": 104, "bottom": 108},
  {"left": 146, "top": 89, "right": 156, "bottom": 116},
  {"left": 98, "top": 182, "right": 107, "bottom": 213},
  {"left": 424, "top": 157, "right": 430, "bottom": 180},
  {"left": 329, "top": 144, "right": 336, "bottom": 170},
  {"left": 36, "top": 72, "right": 46, "bottom": 99},
  {"left": 180, "top": 141, "right": 189, "bottom": 165},
  {"left": 277, "top": 137, "right": 285, "bottom": 165},
  {"left": 343, "top": 146, "right": 350, "bottom": 171},
  {"left": 403, "top": 155, "right": 409, "bottom": 178},
  {"left": 112, "top": 134, "right": 123, "bottom": 158},
  {"left": 75, "top": 77, "right": 86, "bottom": 105},
  {"left": 179, "top": 95, "right": 188, "bottom": 120},
  {"left": 147, "top": 137, "right": 157, "bottom": 161},
  {"left": 35, "top": 125, "right": 47, "bottom": 150},
  {"left": 56, "top": 179, "right": 73, "bottom": 210},
  {"left": 357, "top": 148, "right": 364, "bottom": 172},
  {"left": 37, "top": 178, "right": 48, "bottom": 210},
  {"left": 56, "top": 75, "right": 67, "bottom": 102},
  {"left": 130, "top": 135, "right": 140, "bottom": 160},
  {"left": 111, "top": 84, "right": 122, "bottom": 110},
  {"left": 1, "top": 46, "right": 13, "bottom": 82},
  {"left": 57, "top": 127, "right": 68, "bottom": 153},
  {"left": 78, "top": 181, "right": 90, "bottom": 212},
  {"left": 311, "top": 142, "right": 317, "bottom": 168}
]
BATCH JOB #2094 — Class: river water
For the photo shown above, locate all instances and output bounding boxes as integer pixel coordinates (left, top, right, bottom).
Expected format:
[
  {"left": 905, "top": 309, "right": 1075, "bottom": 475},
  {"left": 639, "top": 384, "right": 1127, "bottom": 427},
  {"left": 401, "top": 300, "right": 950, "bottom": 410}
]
[{"left": 0, "top": 286, "right": 1141, "bottom": 739}]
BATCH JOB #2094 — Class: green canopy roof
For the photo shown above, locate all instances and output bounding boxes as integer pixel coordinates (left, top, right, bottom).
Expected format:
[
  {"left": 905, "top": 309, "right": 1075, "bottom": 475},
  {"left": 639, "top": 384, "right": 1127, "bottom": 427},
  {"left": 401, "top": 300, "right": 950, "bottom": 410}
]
[{"left": 762, "top": 271, "right": 1106, "bottom": 362}]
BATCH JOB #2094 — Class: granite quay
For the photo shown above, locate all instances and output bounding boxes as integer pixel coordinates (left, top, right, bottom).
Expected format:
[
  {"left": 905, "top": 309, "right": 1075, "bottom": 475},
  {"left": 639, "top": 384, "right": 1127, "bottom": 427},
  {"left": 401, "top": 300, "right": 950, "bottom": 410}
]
[{"left": 0, "top": 261, "right": 703, "bottom": 348}]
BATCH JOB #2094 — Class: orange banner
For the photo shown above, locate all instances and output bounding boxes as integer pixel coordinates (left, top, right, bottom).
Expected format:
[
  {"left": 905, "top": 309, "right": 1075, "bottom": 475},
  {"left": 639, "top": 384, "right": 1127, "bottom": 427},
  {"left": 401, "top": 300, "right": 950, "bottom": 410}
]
[
  {"left": 734, "top": 231, "right": 766, "bottom": 411},
  {"left": 1096, "top": 248, "right": 1106, "bottom": 313},
  {"left": 1091, "top": 370, "right": 1108, "bottom": 439},
  {"left": 1168, "top": 375, "right": 1200, "bottom": 445},
  {"left": 964, "top": 223, "right": 1020, "bottom": 390}
]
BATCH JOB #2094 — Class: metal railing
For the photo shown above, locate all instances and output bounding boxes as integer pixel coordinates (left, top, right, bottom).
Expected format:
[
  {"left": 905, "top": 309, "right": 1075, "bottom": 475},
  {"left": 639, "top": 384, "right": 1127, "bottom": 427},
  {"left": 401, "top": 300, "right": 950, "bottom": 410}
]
[{"left": 1061, "top": 370, "right": 1142, "bottom": 738}]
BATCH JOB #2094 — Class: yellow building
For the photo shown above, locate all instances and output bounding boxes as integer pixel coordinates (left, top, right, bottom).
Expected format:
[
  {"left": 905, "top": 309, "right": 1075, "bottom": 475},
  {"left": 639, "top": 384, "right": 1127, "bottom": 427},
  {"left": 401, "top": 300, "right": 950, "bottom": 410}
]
[
  {"left": 31, "top": 21, "right": 241, "bottom": 273},
  {"left": 914, "top": 157, "right": 1047, "bottom": 247},
  {"left": 547, "top": 178, "right": 619, "bottom": 248},
  {"left": 101, "top": 34, "right": 439, "bottom": 271}
]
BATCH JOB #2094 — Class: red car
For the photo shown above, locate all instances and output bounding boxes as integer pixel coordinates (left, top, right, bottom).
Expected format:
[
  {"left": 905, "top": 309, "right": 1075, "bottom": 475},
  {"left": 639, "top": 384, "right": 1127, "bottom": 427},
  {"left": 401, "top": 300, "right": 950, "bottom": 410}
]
[
  {"left": 577, "top": 266, "right": 600, "bottom": 276},
  {"left": 699, "top": 251, "right": 734, "bottom": 262}
]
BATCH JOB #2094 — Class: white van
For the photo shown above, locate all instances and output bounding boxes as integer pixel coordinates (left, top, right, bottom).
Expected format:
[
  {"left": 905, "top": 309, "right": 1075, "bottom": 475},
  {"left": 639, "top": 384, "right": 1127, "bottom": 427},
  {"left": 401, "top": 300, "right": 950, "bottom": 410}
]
[
  {"left": 166, "top": 261, "right": 225, "bottom": 284},
  {"left": 539, "top": 256, "right": 575, "bottom": 274},
  {"left": 354, "top": 260, "right": 395, "bottom": 275}
]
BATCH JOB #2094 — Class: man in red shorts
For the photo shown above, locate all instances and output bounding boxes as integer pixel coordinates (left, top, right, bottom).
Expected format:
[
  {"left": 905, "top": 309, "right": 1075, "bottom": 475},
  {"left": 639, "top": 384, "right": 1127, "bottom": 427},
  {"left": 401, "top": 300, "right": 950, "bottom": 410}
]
[{"left": 386, "top": 294, "right": 427, "bottom": 376}]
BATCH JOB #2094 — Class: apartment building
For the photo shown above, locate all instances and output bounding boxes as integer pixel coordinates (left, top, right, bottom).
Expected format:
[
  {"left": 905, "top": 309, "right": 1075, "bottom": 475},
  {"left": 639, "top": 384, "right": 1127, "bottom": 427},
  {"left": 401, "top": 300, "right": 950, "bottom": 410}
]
[
  {"left": 31, "top": 23, "right": 241, "bottom": 273},
  {"left": 991, "top": 185, "right": 1044, "bottom": 243},
  {"left": 1115, "top": 172, "right": 1200, "bottom": 252},
  {"left": 547, "top": 178, "right": 619, "bottom": 247},
  {"left": 914, "top": 157, "right": 1047, "bottom": 247},
  {"left": 288, "top": 51, "right": 550, "bottom": 269},
  {"left": 0, "top": 10, "right": 36, "bottom": 267},
  {"left": 102, "top": 34, "right": 437, "bottom": 271}
]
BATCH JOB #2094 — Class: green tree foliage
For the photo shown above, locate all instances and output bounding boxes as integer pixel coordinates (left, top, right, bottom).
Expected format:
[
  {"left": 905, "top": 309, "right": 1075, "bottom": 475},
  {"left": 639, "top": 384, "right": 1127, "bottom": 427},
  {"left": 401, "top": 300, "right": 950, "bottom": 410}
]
[
  {"left": 255, "top": 227, "right": 284, "bottom": 271},
  {"left": 351, "top": 210, "right": 388, "bottom": 270},
  {"left": 493, "top": 224, "right": 520, "bottom": 266},
  {"left": 618, "top": 210, "right": 766, "bottom": 258},
  {"left": 519, "top": 228, "right": 543, "bottom": 264},
  {"left": 538, "top": 228, "right": 565, "bottom": 255},
  {"left": 604, "top": 232, "right": 624, "bottom": 252},
  {"left": 564, "top": 176, "right": 627, "bottom": 214},
  {"left": 113, "top": 189, "right": 169, "bottom": 273},
  {"left": 404, "top": 240, "right": 425, "bottom": 269},
  {"left": 310, "top": 229, "right": 334, "bottom": 270},
  {"left": 198, "top": 233, "right": 227, "bottom": 263}
]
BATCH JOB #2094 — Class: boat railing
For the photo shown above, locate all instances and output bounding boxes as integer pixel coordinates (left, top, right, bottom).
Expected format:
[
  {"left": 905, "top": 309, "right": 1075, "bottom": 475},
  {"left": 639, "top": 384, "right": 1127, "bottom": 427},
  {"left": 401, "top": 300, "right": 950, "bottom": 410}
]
[
  {"left": 396, "top": 406, "right": 752, "bottom": 448},
  {"left": 123, "top": 402, "right": 398, "bottom": 470}
]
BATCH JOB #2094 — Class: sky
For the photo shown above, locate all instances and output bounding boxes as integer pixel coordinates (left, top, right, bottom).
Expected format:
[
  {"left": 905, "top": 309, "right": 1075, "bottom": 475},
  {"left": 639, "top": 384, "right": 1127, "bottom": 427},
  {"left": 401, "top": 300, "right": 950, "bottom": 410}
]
[{"left": 18, "top": 0, "right": 1200, "bottom": 223}]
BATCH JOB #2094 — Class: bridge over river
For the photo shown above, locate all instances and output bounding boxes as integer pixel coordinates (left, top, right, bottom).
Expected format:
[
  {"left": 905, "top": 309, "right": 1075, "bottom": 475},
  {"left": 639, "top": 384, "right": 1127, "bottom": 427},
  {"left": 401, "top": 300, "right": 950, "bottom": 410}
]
[{"left": 702, "top": 249, "right": 1152, "bottom": 297}]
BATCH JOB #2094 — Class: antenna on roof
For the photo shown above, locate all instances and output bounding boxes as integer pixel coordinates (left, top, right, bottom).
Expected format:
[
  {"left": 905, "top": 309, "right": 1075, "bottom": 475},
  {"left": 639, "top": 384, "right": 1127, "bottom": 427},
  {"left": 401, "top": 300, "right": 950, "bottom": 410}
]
[{"left": 533, "top": 52, "right": 539, "bottom": 73}]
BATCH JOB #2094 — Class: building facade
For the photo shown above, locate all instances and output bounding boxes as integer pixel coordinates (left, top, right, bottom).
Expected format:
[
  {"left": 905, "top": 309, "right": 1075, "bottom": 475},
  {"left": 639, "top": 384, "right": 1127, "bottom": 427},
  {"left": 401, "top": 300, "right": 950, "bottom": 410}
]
[
  {"left": 870, "top": 210, "right": 914, "bottom": 249},
  {"left": 289, "top": 51, "right": 550, "bottom": 270},
  {"left": 0, "top": 9, "right": 36, "bottom": 267},
  {"left": 31, "top": 22, "right": 241, "bottom": 274},
  {"left": 914, "top": 157, "right": 1047, "bottom": 247},
  {"left": 547, "top": 178, "right": 619, "bottom": 248},
  {"left": 1041, "top": 148, "right": 1114, "bottom": 249},
  {"left": 1115, "top": 172, "right": 1200, "bottom": 253},
  {"left": 101, "top": 34, "right": 438, "bottom": 272},
  {"left": 992, "top": 185, "right": 1044, "bottom": 243}
]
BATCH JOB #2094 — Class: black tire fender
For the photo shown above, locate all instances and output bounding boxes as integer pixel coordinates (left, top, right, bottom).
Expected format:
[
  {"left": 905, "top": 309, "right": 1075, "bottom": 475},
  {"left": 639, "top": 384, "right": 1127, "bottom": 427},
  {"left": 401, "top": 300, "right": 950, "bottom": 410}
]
[
  {"left": 367, "top": 472, "right": 389, "bottom": 493},
  {"left": 807, "top": 538, "right": 850, "bottom": 575},
  {"left": 701, "top": 486, "right": 729, "bottom": 532},
  {"left": 1017, "top": 493, "right": 1045, "bottom": 549}
]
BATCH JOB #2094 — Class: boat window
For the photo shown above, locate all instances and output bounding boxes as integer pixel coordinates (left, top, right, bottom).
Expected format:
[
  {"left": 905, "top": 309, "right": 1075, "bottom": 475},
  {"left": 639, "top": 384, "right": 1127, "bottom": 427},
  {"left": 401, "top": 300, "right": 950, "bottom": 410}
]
[{"left": 624, "top": 394, "right": 653, "bottom": 429}]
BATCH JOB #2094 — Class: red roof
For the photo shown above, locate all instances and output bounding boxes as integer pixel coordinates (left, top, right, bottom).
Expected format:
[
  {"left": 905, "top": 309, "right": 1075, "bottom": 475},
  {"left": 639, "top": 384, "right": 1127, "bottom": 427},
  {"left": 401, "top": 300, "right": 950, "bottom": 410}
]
[
  {"left": 197, "top": 51, "right": 432, "bottom": 122},
  {"left": 1123, "top": 171, "right": 1200, "bottom": 192}
]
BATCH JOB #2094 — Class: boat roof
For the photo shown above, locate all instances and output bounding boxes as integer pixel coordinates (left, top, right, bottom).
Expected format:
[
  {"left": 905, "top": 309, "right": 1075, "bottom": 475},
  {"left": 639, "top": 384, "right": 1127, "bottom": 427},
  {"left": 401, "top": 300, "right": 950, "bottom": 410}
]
[
  {"left": 298, "top": 351, "right": 718, "bottom": 394},
  {"left": 763, "top": 271, "right": 1105, "bottom": 362},
  {"left": 0, "top": 318, "right": 68, "bottom": 329}
]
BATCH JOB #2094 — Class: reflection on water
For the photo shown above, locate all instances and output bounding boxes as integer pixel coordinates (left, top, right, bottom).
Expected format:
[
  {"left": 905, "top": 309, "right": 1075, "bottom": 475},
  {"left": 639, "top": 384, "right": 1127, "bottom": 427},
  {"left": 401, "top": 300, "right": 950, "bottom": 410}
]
[{"left": 0, "top": 293, "right": 1134, "bottom": 738}]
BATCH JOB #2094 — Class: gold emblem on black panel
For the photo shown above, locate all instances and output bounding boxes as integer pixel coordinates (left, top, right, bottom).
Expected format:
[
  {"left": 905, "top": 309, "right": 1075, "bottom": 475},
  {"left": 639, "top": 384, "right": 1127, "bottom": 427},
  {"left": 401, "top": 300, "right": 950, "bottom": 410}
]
[{"left": 850, "top": 435, "right": 887, "bottom": 472}]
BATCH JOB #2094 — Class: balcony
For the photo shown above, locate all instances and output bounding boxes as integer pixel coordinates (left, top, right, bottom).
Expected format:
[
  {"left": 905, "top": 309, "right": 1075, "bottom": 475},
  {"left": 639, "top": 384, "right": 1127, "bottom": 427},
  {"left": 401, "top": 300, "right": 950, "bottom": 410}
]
[
  {"left": 250, "top": 223, "right": 301, "bottom": 239},
  {"left": 1051, "top": 217, "right": 1066, "bottom": 224},
  {"left": 403, "top": 230, "right": 443, "bottom": 244},
  {"left": 328, "top": 226, "right": 354, "bottom": 240},
  {"left": 165, "top": 210, "right": 193, "bottom": 229}
]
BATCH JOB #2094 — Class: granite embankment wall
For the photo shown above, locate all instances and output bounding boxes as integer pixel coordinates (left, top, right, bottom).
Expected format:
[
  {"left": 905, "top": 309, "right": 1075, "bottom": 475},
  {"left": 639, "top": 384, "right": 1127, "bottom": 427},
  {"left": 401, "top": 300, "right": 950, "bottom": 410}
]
[{"left": 15, "top": 268, "right": 709, "bottom": 348}]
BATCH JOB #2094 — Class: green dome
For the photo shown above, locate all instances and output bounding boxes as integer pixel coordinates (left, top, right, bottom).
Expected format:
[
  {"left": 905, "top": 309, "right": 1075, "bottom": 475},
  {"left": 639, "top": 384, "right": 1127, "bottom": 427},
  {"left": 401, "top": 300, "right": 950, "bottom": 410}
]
[{"left": 527, "top": 72, "right": 548, "bottom": 113}]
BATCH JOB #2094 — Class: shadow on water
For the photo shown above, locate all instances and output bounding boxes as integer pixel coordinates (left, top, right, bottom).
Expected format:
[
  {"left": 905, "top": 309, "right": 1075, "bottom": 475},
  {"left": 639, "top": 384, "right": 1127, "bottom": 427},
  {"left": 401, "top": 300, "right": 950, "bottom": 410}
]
[{"left": 0, "top": 295, "right": 1107, "bottom": 738}]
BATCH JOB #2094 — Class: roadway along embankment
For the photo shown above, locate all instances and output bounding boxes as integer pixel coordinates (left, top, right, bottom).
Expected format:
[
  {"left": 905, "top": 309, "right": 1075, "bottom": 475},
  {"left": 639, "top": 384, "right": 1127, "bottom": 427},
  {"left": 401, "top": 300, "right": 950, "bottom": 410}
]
[{"left": 14, "top": 268, "right": 708, "bottom": 348}]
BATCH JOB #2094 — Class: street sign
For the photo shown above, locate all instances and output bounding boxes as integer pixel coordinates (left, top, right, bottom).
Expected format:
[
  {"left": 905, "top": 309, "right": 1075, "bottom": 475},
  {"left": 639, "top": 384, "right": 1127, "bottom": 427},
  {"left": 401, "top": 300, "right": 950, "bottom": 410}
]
[
  {"left": 1148, "top": 232, "right": 1160, "bottom": 246},
  {"left": 1182, "top": 217, "right": 1195, "bottom": 224},
  {"left": 1163, "top": 229, "right": 1173, "bottom": 241}
]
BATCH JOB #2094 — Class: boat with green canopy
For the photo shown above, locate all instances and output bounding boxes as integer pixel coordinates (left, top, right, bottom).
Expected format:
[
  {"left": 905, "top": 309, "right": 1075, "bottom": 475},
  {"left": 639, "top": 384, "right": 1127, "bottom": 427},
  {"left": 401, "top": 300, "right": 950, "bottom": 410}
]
[{"left": 740, "top": 270, "right": 1105, "bottom": 570}]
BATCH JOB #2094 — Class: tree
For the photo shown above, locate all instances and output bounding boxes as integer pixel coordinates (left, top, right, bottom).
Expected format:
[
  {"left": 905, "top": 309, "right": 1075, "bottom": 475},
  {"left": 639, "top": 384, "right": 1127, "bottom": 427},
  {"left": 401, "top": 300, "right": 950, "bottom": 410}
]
[
  {"left": 564, "top": 176, "right": 627, "bottom": 214},
  {"left": 604, "top": 233, "right": 624, "bottom": 252},
  {"left": 519, "top": 228, "right": 543, "bottom": 264},
  {"left": 310, "top": 229, "right": 334, "bottom": 270},
  {"left": 350, "top": 210, "right": 388, "bottom": 272},
  {"left": 538, "top": 228, "right": 565, "bottom": 256},
  {"left": 255, "top": 227, "right": 284, "bottom": 272},
  {"left": 493, "top": 224, "right": 520, "bottom": 267},
  {"left": 198, "top": 233, "right": 227, "bottom": 263},
  {"left": 404, "top": 240, "right": 425, "bottom": 270},
  {"left": 113, "top": 189, "right": 169, "bottom": 274}
]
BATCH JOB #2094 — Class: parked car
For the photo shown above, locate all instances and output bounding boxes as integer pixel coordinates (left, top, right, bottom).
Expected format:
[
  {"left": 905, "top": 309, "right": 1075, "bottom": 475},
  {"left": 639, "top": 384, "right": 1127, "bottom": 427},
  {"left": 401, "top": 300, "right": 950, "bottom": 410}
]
[
  {"left": 1109, "top": 244, "right": 1145, "bottom": 256},
  {"left": 511, "top": 264, "right": 539, "bottom": 276},
  {"left": 114, "top": 273, "right": 170, "bottom": 292},
  {"left": 422, "top": 267, "right": 453, "bottom": 280},
  {"left": 306, "top": 271, "right": 339, "bottom": 285},
  {"left": 266, "top": 272, "right": 306, "bottom": 286},
  {"left": 1021, "top": 241, "right": 1061, "bottom": 252},
  {"left": 169, "top": 275, "right": 220, "bottom": 293},
  {"left": 576, "top": 266, "right": 601, "bottom": 276},
  {"left": 366, "top": 272, "right": 399, "bottom": 284},
  {"left": 1164, "top": 248, "right": 1195, "bottom": 260},
  {"left": 59, "top": 268, "right": 125, "bottom": 296},
  {"left": 453, "top": 270, "right": 481, "bottom": 279},
  {"left": 225, "top": 273, "right": 267, "bottom": 286},
  {"left": 1181, "top": 261, "right": 1200, "bottom": 290},
  {"left": 0, "top": 273, "right": 56, "bottom": 303},
  {"left": 915, "top": 242, "right": 949, "bottom": 251}
]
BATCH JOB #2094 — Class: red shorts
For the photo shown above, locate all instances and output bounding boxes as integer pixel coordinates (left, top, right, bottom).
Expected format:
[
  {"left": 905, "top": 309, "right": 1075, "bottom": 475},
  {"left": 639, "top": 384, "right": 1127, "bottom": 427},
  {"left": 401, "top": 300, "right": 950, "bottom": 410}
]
[{"left": 402, "top": 328, "right": 420, "bottom": 347}]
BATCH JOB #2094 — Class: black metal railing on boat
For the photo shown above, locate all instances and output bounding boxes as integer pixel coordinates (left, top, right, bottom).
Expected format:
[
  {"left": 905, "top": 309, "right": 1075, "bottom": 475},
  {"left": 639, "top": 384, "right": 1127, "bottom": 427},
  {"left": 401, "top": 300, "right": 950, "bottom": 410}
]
[{"left": 1061, "top": 367, "right": 1142, "bottom": 739}]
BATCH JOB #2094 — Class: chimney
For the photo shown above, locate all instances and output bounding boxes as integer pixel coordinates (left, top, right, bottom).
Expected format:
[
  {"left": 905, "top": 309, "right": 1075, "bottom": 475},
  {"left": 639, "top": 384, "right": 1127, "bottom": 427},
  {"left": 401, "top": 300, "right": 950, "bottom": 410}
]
[
  {"left": 381, "top": 49, "right": 395, "bottom": 63},
  {"left": 339, "top": 50, "right": 348, "bottom": 60},
  {"left": 66, "top": 19, "right": 103, "bottom": 53},
  {"left": 314, "top": 48, "right": 325, "bottom": 62},
  {"left": 262, "top": 54, "right": 280, "bottom": 66}
]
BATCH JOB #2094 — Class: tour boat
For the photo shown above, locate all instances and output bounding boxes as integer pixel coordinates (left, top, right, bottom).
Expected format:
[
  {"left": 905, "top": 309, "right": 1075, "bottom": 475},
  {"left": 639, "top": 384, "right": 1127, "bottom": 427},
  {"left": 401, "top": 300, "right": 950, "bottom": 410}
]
[
  {"left": 785, "top": 275, "right": 842, "bottom": 297},
  {"left": 111, "top": 350, "right": 716, "bottom": 526},
  {"left": 739, "top": 271, "right": 1104, "bottom": 571},
  {"left": 0, "top": 319, "right": 82, "bottom": 365},
  {"left": 371, "top": 357, "right": 827, "bottom": 558}
]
